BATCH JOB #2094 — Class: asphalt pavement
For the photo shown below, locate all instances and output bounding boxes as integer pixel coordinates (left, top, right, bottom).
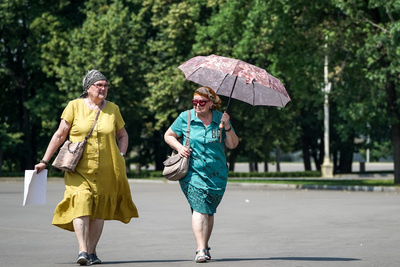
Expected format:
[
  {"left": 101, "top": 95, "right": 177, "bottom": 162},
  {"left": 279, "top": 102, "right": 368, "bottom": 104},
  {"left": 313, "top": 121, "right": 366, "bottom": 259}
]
[{"left": 1, "top": 178, "right": 399, "bottom": 267}]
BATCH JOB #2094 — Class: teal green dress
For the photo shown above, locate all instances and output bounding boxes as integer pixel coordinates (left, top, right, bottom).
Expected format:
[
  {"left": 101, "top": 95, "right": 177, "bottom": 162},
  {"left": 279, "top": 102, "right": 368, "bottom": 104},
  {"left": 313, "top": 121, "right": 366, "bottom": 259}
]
[{"left": 170, "top": 109, "right": 233, "bottom": 215}]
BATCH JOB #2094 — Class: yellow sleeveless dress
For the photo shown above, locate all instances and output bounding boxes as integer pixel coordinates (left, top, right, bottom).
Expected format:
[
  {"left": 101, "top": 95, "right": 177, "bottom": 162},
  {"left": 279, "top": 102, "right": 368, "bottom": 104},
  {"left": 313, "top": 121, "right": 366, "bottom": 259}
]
[{"left": 52, "top": 99, "right": 139, "bottom": 231}]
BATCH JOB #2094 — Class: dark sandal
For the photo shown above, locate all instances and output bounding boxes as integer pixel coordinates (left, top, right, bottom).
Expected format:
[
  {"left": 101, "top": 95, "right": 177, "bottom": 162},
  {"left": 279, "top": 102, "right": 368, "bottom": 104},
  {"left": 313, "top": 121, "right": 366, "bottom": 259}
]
[
  {"left": 195, "top": 249, "right": 207, "bottom": 263},
  {"left": 88, "top": 253, "right": 102, "bottom": 265},
  {"left": 76, "top": 252, "right": 89, "bottom": 265},
  {"left": 205, "top": 247, "right": 211, "bottom": 260}
]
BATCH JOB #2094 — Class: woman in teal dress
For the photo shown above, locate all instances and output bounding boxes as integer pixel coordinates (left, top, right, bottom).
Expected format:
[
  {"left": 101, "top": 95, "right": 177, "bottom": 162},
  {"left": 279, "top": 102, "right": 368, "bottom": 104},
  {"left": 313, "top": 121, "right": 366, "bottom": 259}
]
[{"left": 164, "top": 86, "right": 239, "bottom": 263}]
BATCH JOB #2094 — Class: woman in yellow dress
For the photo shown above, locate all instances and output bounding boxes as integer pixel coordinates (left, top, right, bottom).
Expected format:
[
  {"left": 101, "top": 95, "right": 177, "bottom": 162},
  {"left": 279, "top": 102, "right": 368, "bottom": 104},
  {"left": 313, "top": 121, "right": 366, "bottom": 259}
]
[{"left": 35, "top": 70, "right": 139, "bottom": 265}]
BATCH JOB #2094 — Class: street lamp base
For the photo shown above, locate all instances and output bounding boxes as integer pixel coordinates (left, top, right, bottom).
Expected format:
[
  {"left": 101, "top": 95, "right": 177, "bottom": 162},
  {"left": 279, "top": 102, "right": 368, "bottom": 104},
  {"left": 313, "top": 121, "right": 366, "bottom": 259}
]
[{"left": 321, "top": 160, "right": 334, "bottom": 178}]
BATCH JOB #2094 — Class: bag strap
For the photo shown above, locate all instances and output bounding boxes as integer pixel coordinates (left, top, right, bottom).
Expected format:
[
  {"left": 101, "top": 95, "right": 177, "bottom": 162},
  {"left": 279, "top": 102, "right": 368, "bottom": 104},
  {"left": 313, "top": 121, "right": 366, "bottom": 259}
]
[
  {"left": 184, "top": 110, "right": 191, "bottom": 148},
  {"left": 84, "top": 110, "right": 100, "bottom": 141}
]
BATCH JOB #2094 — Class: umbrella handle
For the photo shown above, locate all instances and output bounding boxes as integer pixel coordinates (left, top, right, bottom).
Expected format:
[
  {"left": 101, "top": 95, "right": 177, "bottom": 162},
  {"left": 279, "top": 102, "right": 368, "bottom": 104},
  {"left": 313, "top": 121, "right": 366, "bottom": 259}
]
[
  {"left": 220, "top": 75, "right": 237, "bottom": 142},
  {"left": 219, "top": 121, "right": 224, "bottom": 142}
]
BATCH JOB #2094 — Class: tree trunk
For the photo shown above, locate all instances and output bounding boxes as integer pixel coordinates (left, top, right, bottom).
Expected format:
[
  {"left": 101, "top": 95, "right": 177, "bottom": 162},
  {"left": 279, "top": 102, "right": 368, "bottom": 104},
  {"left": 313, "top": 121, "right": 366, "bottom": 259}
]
[
  {"left": 228, "top": 157, "right": 235, "bottom": 171},
  {"left": 312, "top": 151, "right": 320, "bottom": 171},
  {"left": 228, "top": 151, "right": 237, "bottom": 171},
  {"left": 248, "top": 151, "right": 258, "bottom": 172},
  {"left": 154, "top": 131, "right": 167, "bottom": 171},
  {"left": 0, "top": 151, "right": 3, "bottom": 173},
  {"left": 338, "top": 136, "right": 354, "bottom": 173},
  {"left": 386, "top": 76, "right": 400, "bottom": 184},
  {"left": 228, "top": 149, "right": 238, "bottom": 171},
  {"left": 276, "top": 144, "right": 281, "bottom": 172},
  {"left": 264, "top": 159, "right": 269, "bottom": 172},
  {"left": 392, "top": 122, "right": 400, "bottom": 184},
  {"left": 302, "top": 137, "right": 311, "bottom": 171},
  {"left": 249, "top": 160, "right": 255, "bottom": 172},
  {"left": 332, "top": 150, "right": 338, "bottom": 173},
  {"left": 14, "top": 71, "right": 35, "bottom": 171},
  {"left": 314, "top": 135, "right": 324, "bottom": 171},
  {"left": 385, "top": 80, "right": 400, "bottom": 183}
]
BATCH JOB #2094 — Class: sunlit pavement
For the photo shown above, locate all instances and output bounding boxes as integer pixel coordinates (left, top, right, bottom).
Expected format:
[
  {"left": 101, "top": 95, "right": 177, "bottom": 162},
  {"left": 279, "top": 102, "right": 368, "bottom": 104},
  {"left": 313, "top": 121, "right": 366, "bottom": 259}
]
[{"left": 1, "top": 178, "right": 399, "bottom": 266}]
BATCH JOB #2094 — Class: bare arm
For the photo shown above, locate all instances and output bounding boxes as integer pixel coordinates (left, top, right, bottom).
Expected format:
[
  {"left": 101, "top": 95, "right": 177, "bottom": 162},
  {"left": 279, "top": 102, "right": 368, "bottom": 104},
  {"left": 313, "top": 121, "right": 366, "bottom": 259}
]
[
  {"left": 34, "top": 119, "right": 71, "bottom": 173},
  {"left": 164, "top": 128, "right": 191, "bottom": 158},
  {"left": 220, "top": 112, "right": 239, "bottom": 149},
  {"left": 116, "top": 127, "right": 129, "bottom": 156},
  {"left": 224, "top": 128, "right": 239, "bottom": 149}
]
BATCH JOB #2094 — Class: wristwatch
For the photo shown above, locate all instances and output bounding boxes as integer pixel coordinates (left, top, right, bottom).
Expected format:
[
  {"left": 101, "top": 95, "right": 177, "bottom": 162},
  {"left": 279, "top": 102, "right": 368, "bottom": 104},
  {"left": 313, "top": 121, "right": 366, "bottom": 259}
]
[{"left": 120, "top": 152, "right": 126, "bottom": 158}]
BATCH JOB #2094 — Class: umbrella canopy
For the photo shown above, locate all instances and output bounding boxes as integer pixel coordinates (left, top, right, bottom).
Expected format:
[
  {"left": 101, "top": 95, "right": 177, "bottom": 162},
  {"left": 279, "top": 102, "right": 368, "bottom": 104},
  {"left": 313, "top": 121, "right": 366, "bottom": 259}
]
[{"left": 178, "top": 54, "right": 291, "bottom": 109}]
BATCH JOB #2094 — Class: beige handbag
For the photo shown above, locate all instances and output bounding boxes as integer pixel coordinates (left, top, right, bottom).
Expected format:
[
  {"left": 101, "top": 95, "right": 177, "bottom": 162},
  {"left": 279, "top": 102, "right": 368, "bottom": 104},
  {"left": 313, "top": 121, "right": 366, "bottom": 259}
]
[
  {"left": 52, "top": 111, "right": 100, "bottom": 172},
  {"left": 163, "top": 111, "right": 191, "bottom": 181}
]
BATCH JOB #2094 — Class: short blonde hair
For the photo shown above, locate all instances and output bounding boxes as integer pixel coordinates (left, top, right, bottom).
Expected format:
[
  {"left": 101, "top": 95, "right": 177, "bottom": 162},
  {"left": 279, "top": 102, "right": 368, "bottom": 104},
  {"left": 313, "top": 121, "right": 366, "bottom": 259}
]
[{"left": 193, "top": 86, "right": 222, "bottom": 110}]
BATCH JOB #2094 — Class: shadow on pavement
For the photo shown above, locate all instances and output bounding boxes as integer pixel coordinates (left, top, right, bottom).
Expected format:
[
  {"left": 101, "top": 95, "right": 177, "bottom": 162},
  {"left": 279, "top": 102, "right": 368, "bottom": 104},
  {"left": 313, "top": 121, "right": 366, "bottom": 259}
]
[
  {"left": 96, "top": 260, "right": 191, "bottom": 265},
  {"left": 215, "top": 256, "right": 360, "bottom": 262}
]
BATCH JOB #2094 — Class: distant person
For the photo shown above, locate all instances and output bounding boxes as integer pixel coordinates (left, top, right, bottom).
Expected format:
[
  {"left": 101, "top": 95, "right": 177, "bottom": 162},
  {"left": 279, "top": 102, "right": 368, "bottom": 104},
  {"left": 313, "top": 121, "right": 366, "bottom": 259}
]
[
  {"left": 164, "top": 86, "right": 239, "bottom": 262},
  {"left": 35, "top": 69, "right": 139, "bottom": 265}
]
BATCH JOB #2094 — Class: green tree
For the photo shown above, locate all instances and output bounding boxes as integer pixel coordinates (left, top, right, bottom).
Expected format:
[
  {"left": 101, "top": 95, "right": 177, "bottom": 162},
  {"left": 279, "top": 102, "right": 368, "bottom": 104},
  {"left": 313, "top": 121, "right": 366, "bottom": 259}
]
[
  {"left": 2, "top": 0, "right": 398, "bottom": 180},
  {"left": 40, "top": 0, "right": 150, "bottom": 170},
  {"left": 329, "top": 0, "right": 400, "bottom": 182},
  {"left": 144, "top": 0, "right": 212, "bottom": 169},
  {"left": 191, "top": 0, "right": 300, "bottom": 171},
  {"left": 0, "top": 0, "right": 83, "bottom": 171}
]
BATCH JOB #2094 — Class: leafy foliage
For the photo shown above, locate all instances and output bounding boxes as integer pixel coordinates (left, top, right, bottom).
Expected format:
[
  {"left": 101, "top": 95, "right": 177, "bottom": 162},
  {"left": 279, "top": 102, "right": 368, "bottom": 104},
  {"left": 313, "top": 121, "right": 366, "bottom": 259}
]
[{"left": 1, "top": 0, "right": 399, "bottom": 183}]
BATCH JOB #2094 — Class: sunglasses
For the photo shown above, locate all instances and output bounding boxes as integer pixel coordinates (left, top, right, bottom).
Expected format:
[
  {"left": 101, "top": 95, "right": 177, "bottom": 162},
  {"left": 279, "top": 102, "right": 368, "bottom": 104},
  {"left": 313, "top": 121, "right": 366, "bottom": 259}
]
[{"left": 192, "top": 99, "right": 210, "bottom": 106}]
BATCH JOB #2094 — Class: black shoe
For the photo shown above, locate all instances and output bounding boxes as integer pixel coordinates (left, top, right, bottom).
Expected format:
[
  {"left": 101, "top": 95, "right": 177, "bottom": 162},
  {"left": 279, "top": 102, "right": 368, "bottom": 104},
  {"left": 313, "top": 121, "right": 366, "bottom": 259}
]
[
  {"left": 88, "top": 253, "right": 102, "bottom": 265},
  {"left": 76, "top": 252, "right": 89, "bottom": 265}
]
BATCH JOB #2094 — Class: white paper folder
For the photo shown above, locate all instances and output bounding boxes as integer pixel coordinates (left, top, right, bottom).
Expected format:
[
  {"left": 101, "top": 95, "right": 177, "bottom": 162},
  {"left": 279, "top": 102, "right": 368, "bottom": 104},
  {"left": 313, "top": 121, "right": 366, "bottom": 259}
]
[{"left": 23, "top": 169, "right": 47, "bottom": 206}]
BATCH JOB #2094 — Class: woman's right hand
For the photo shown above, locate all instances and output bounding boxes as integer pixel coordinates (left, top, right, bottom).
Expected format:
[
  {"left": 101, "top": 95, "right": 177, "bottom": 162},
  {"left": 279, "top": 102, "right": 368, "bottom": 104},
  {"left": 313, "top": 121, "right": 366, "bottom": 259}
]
[
  {"left": 178, "top": 145, "right": 191, "bottom": 158},
  {"left": 34, "top": 162, "right": 47, "bottom": 174},
  {"left": 165, "top": 128, "right": 192, "bottom": 157}
]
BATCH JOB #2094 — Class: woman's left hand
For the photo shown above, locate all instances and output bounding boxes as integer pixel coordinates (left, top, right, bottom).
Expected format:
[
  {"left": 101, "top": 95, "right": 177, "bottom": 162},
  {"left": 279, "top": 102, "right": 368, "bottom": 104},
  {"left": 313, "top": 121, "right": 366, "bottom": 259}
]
[{"left": 219, "top": 111, "right": 230, "bottom": 129}]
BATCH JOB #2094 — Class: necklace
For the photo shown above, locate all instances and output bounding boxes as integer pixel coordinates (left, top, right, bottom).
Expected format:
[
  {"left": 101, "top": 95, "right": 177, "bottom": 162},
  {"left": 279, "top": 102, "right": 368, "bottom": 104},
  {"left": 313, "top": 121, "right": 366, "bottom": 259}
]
[{"left": 87, "top": 98, "right": 104, "bottom": 111}]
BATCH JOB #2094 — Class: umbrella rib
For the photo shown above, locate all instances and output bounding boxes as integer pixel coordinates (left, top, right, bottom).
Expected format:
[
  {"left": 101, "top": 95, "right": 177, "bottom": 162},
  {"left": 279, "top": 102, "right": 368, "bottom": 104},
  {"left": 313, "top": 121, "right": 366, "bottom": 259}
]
[
  {"left": 280, "top": 95, "right": 287, "bottom": 107},
  {"left": 225, "top": 75, "right": 238, "bottom": 111},
  {"left": 217, "top": 72, "right": 230, "bottom": 91},
  {"left": 184, "top": 66, "right": 202, "bottom": 81},
  {"left": 252, "top": 80, "right": 256, "bottom": 105}
]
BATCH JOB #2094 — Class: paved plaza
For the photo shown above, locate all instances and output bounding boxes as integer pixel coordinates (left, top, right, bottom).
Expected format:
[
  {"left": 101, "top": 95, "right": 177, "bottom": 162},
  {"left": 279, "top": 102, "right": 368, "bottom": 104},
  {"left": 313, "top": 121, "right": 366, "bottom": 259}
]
[{"left": 1, "top": 178, "right": 399, "bottom": 266}]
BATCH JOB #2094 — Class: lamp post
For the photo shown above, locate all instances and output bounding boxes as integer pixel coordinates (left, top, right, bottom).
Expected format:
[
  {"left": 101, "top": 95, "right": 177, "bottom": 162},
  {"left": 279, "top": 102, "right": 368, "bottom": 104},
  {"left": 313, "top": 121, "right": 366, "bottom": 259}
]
[{"left": 321, "top": 38, "right": 334, "bottom": 178}]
